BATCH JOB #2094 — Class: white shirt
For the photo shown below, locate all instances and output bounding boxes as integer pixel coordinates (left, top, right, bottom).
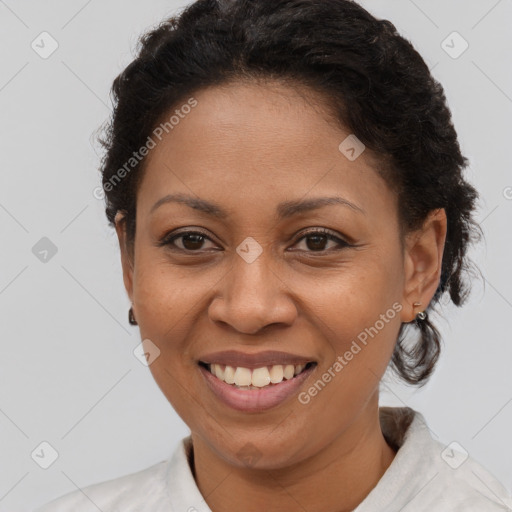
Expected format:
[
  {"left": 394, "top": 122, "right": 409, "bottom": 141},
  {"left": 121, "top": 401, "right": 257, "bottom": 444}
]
[{"left": 35, "top": 407, "right": 512, "bottom": 511}]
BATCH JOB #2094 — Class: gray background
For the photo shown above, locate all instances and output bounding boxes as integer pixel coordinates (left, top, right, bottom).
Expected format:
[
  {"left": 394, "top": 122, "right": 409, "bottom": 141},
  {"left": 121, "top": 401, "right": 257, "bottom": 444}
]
[{"left": 0, "top": 1, "right": 511, "bottom": 510}]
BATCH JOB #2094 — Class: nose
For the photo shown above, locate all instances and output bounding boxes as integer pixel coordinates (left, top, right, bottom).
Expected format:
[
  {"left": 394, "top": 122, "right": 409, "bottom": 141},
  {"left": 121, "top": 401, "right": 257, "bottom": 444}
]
[{"left": 208, "top": 248, "right": 298, "bottom": 335}]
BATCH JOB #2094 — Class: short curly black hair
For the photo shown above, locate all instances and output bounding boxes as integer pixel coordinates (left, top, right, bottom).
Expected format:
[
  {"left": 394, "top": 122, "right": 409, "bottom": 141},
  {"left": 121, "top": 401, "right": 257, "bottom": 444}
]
[{"left": 98, "top": 0, "right": 481, "bottom": 386}]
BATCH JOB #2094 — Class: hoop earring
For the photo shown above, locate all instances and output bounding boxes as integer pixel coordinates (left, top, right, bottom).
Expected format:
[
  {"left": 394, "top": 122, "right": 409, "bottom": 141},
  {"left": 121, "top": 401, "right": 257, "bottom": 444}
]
[{"left": 128, "top": 306, "right": 138, "bottom": 325}]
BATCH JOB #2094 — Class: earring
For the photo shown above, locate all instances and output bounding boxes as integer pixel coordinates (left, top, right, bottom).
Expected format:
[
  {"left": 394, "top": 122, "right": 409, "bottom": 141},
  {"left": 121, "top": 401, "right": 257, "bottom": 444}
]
[
  {"left": 413, "top": 301, "right": 427, "bottom": 322},
  {"left": 128, "top": 306, "right": 138, "bottom": 325}
]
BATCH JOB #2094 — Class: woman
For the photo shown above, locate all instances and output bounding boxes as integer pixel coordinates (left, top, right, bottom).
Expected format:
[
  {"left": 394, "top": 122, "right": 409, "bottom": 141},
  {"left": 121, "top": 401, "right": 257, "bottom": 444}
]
[{"left": 37, "top": 0, "right": 511, "bottom": 510}]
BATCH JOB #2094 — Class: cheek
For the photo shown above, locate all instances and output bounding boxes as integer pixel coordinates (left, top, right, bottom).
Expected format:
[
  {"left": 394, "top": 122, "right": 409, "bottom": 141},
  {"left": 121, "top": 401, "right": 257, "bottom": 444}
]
[
  {"left": 303, "top": 248, "right": 404, "bottom": 377},
  {"left": 131, "top": 257, "right": 204, "bottom": 423},
  {"left": 131, "top": 247, "right": 211, "bottom": 337},
  {"left": 305, "top": 252, "right": 403, "bottom": 328},
  {"left": 300, "top": 270, "right": 402, "bottom": 422}
]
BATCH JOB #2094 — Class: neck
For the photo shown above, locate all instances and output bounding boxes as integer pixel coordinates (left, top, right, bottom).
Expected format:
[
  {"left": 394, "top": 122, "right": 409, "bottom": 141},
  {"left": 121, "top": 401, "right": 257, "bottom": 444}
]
[{"left": 190, "top": 402, "right": 397, "bottom": 512}]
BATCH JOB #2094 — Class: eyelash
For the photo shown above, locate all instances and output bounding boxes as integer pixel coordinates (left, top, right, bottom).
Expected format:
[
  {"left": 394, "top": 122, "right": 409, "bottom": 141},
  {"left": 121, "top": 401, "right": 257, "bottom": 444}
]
[{"left": 158, "top": 228, "right": 352, "bottom": 254}]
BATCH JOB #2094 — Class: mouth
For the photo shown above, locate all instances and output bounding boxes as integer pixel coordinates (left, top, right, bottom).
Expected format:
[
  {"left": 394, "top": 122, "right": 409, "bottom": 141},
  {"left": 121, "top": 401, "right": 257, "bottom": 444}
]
[
  {"left": 198, "top": 361, "right": 317, "bottom": 390},
  {"left": 197, "top": 358, "right": 318, "bottom": 412}
]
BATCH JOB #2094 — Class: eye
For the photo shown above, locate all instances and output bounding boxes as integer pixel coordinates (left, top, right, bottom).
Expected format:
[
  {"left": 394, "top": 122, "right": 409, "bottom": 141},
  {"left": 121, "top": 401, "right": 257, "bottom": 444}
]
[
  {"left": 291, "top": 228, "right": 351, "bottom": 252},
  {"left": 159, "top": 230, "right": 219, "bottom": 252},
  {"left": 158, "top": 227, "right": 352, "bottom": 254}
]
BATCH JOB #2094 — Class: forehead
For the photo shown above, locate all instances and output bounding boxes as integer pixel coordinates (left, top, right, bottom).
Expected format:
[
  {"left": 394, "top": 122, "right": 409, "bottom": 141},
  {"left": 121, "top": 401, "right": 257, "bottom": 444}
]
[{"left": 137, "top": 80, "right": 394, "bottom": 223}]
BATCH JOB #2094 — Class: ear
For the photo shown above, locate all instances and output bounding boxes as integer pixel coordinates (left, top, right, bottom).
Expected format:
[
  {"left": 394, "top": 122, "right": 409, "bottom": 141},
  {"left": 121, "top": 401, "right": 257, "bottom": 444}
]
[
  {"left": 400, "top": 208, "right": 447, "bottom": 323},
  {"left": 114, "top": 211, "right": 134, "bottom": 303}
]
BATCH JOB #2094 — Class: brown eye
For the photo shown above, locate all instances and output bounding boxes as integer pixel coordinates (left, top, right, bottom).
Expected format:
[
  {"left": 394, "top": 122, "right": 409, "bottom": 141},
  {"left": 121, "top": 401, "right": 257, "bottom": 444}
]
[
  {"left": 160, "top": 231, "right": 218, "bottom": 252},
  {"left": 292, "top": 229, "right": 351, "bottom": 252},
  {"left": 304, "top": 234, "right": 329, "bottom": 251},
  {"left": 179, "top": 233, "right": 207, "bottom": 251}
]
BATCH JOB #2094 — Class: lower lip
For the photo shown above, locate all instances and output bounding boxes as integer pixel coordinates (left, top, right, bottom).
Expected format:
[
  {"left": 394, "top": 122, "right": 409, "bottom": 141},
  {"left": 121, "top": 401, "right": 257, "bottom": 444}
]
[{"left": 198, "top": 364, "right": 316, "bottom": 413}]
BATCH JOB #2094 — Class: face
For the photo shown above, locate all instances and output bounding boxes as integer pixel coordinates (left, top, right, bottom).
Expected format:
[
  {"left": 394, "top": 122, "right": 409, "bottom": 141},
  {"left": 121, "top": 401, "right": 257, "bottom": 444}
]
[{"left": 116, "top": 80, "right": 445, "bottom": 470}]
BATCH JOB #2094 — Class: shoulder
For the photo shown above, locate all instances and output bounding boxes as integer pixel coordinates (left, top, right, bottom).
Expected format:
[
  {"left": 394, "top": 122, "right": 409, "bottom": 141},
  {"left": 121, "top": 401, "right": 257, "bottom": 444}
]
[
  {"left": 396, "top": 409, "right": 512, "bottom": 511},
  {"left": 34, "top": 458, "right": 171, "bottom": 512},
  {"left": 411, "top": 460, "right": 512, "bottom": 511},
  {"left": 365, "top": 407, "right": 512, "bottom": 511},
  {"left": 424, "top": 443, "right": 512, "bottom": 510}
]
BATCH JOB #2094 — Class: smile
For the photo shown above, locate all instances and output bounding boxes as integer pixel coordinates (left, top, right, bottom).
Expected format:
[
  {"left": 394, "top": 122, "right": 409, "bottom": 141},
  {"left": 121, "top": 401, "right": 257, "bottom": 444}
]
[
  {"left": 199, "top": 362, "right": 316, "bottom": 389},
  {"left": 198, "top": 360, "right": 318, "bottom": 412}
]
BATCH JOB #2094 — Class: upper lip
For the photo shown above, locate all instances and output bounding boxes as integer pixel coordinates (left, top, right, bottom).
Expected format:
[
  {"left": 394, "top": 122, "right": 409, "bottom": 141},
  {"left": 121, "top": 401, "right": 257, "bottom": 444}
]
[{"left": 198, "top": 350, "right": 316, "bottom": 369}]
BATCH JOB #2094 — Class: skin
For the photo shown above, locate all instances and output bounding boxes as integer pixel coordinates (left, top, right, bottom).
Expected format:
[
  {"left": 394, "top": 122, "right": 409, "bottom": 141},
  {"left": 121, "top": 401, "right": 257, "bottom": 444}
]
[{"left": 115, "top": 80, "right": 447, "bottom": 512}]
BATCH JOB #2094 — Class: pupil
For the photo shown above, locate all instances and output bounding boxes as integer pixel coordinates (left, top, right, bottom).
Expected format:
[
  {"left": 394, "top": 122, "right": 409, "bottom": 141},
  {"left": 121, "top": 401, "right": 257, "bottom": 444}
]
[
  {"left": 306, "top": 235, "right": 326, "bottom": 251},
  {"left": 183, "top": 234, "right": 204, "bottom": 250}
]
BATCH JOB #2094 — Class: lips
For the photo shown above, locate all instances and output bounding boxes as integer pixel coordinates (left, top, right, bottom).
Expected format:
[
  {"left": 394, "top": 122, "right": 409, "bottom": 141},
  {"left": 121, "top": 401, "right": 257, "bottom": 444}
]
[
  {"left": 197, "top": 349, "right": 316, "bottom": 369},
  {"left": 195, "top": 349, "right": 318, "bottom": 412},
  {"left": 198, "top": 361, "right": 317, "bottom": 412}
]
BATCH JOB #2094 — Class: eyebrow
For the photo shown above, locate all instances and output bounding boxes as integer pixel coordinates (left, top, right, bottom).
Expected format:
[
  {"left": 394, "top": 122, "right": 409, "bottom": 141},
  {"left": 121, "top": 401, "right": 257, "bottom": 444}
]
[{"left": 150, "top": 192, "right": 365, "bottom": 218}]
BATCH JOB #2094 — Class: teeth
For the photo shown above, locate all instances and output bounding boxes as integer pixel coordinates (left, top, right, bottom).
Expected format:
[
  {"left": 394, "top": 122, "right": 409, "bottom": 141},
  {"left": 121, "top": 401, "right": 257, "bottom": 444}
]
[
  {"left": 234, "top": 367, "right": 252, "bottom": 386},
  {"left": 269, "top": 365, "right": 284, "bottom": 383},
  {"left": 294, "top": 364, "right": 306, "bottom": 376},
  {"left": 251, "top": 367, "right": 271, "bottom": 387},
  {"left": 207, "top": 362, "right": 310, "bottom": 388},
  {"left": 224, "top": 365, "right": 236, "bottom": 384},
  {"left": 283, "top": 364, "right": 295, "bottom": 380},
  {"left": 212, "top": 363, "right": 225, "bottom": 380}
]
